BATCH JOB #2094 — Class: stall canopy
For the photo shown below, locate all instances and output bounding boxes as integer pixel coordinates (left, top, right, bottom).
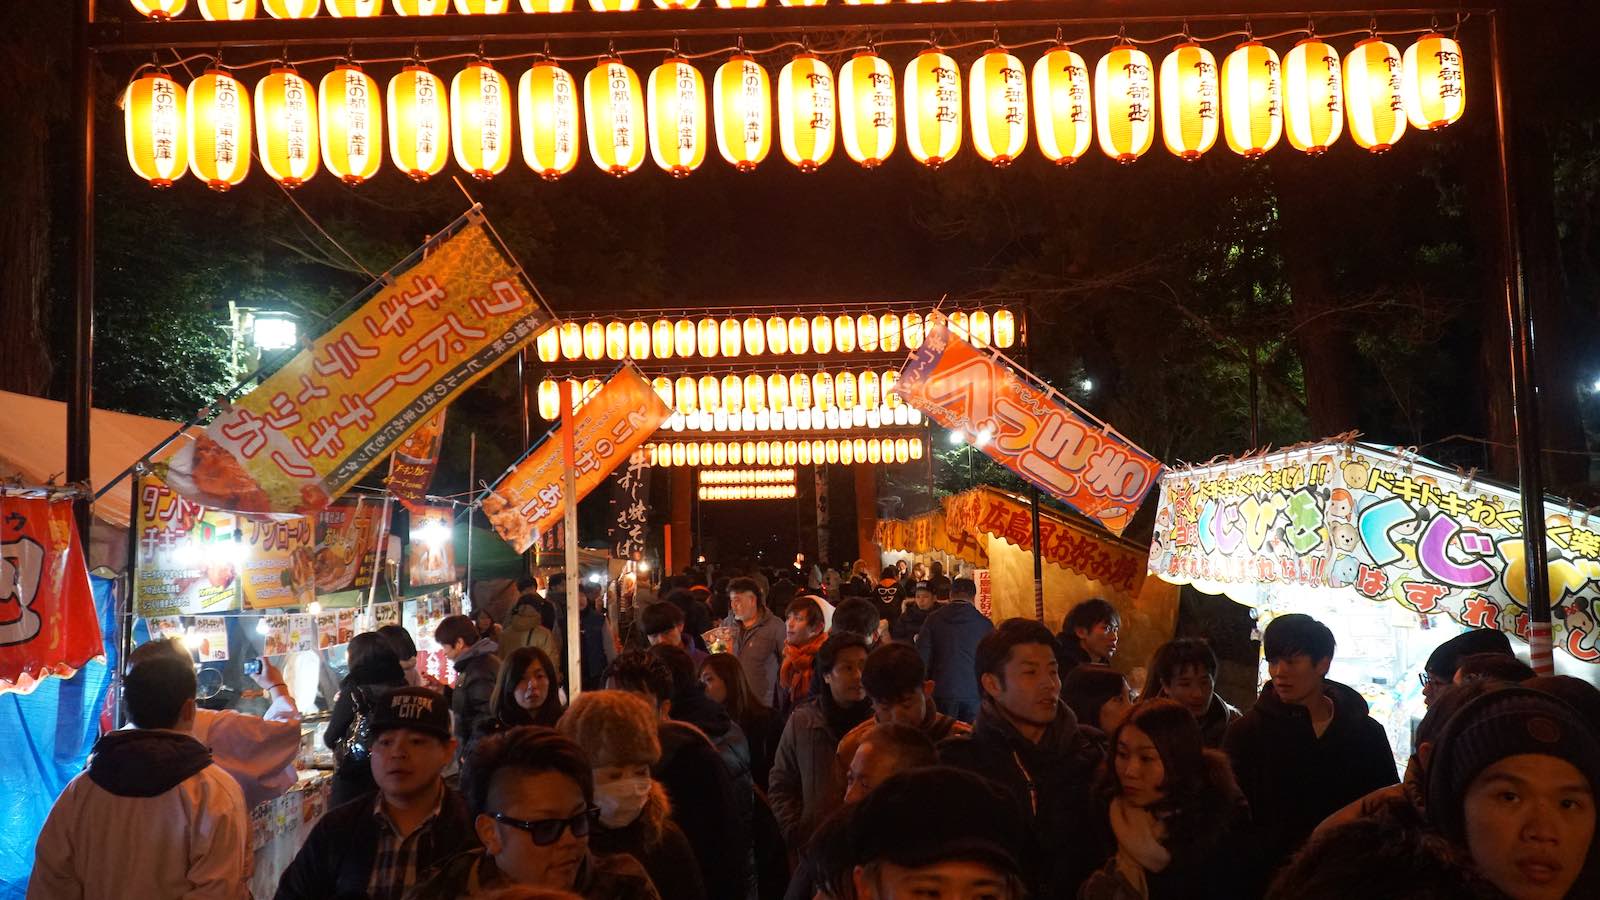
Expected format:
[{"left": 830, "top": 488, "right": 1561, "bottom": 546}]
[
  {"left": 1149, "top": 441, "right": 1600, "bottom": 665},
  {"left": 878, "top": 486, "right": 1179, "bottom": 674}
]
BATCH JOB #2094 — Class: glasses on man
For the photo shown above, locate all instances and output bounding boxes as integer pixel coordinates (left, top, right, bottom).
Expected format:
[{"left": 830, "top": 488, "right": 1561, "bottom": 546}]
[
  {"left": 1417, "top": 672, "right": 1447, "bottom": 689},
  {"left": 491, "top": 809, "right": 597, "bottom": 846}
]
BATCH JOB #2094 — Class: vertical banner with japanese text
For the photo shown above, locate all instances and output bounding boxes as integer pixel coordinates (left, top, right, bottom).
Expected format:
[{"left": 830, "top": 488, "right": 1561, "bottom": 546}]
[
  {"left": 609, "top": 451, "right": 650, "bottom": 560},
  {"left": 314, "top": 495, "right": 389, "bottom": 596},
  {"left": 166, "top": 211, "right": 551, "bottom": 514},
  {"left": 0, "top": 494, "right": 104, "bottom": 694},
  {"left": 407, "top": 506, "right": 458, "bottom": 589},
  {"left": 386, "top": 409, "right": 447, "bottom": 513},
  {"left": 133, "top": 473, "right": 245, "bottom": 617},
  {"left": 483, "top": 367, "right": 672, "bottom": 554},
  {"left": 893, "top": 323, "right": 1162, "bottom": 536}
]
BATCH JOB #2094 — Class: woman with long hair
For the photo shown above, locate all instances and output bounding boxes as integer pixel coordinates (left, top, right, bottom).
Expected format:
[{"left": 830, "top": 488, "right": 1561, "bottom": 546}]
[
  {"left": 1080, "top": 699, "right": 1252, "bottom": 899},
  {"left": 325, "top": 631, "right": 408, "bottom": 807},
  {"left": 698, "top": 651, "right": 778, "bottom": 790},
  {"left": 484, "top": 645, "right": 564, "bottom": 737}
]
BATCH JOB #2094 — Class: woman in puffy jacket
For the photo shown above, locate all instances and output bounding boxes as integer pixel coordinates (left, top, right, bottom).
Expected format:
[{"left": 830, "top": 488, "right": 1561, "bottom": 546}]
[{"left": 325, "top": 632, "right": 408, "bottom": 806}]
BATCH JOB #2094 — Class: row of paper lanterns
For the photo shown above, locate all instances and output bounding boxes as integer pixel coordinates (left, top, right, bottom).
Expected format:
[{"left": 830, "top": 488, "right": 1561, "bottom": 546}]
[
  {"left": 538, "top": 369, "right": 919, "bottom": 418},
  {"left": 699, "top": 467, "right": 797, "bottom": 484},
  {"left": 124, "top": 33, "right": 1463, "bottom": 187},
  {"left": 644, "top": 436, "right": 925, "bottom": 467},
  {"left": 130, "top": 0, "right": 1018, "bottom": 18},
  {"left": 535, "top": 309, "right": 1015, "bottom": 363},
  {"left": 660, "top": 404, "right": 925, "bottom": 434},
  {"left": 699, "top": 484, "right": 799, "bottom": 501}
]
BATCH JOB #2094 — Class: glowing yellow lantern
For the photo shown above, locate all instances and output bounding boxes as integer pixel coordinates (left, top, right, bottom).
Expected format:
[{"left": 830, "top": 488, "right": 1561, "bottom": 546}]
[
  {"left": 904, "top": 49, "right": 962, "bottom": 167},
  {"left": 581, "top": 378, "right": 602, "bottom": 405},
  {"left": 686, "top": 444, "right": 700, "bottom": 467},
  {"left": 839, "top": 51, "right": 896, "bottom": 168},
  {"left": 969, "top": 310, "right": 991, "bottom": 347},
  {"left": 835, "top": 372, "right": 857, "bottom": 408},
  {"left": 255, "top": 67, "right": 319, "bottom": 187},
  {"left": 810, "top": 316, "right": 833, "bottom": 354},
  {"left": 721, "top": 375, "right": 744, "bottom": 413},
  {"left": 903, "top": 312, "right": 924, "bottom": 349},
  {"left": 894, "top": 438, "right": 910, "bottom": 464},
  {"left": 588, "top": 0, "right": 639, "bottom": 10},
  {"left": 949, "top": 311, "right": 969, "bottom": 341},
  {"left": 720, "top": 319, "right": 743, "bottom": 358},
  {"left": 521, "top": 0, "right": 574, "bottom": 9},
  {"left": 813, "top": 373, "right": 834, "bottom": 409},
  {"left": 1283, "top": 39, "right": 1343, "bottom": 155},
  {"left": 859, "top": 370, "right": 881, "bottom": 408},
  {"left": 263, "top": 0, "right": 319, "bottom": 16},
  {"left": 1221, "top": 41, "right": 1282, "bottom": 158},
  {"left": 674, "top": 376, "right": 696, "bottom": 414},
  {"left": 853, "top": 314, "right": 878, "bottom": 352},
  {"left": 867, "top": 440, "right": 882, "bottom": 465},
  {"left": 199, "top": 0, "right": 258, "bottom": 19},
  {"left": 451, "top": 61, "right": 513, "bottom": 180},
  {"left": 1095, "top": 44, "right": 1156, "bottom": 163},
  {"left": 697, "top": 376, "right": 721, "bottom": 412},
  {"left": 394, "top": 0, "right": 447, "bottom": 12},
  {"left": 582, "top": 322, "right": 605, "bottom": 361},
  {"left": 970, "top": 48, "right": 1028, "bottom": 166},
  {"left": 883, "top": 370, "right": 900, "bottom": 407},
  {"left": 993, "top": 309, "right": 1016, "bottom": 348},
  {"left": 455, "top": 0, "right": 511, "bottom": 10},
  {"left": 585, "top": 60, "right": 647, "bottom": 176},
  {"left": 674, "top": 320, "right": 696, "bottom": 357},
  {"left": 388, "top": 64, "right": 449, "bottom": 181},
  {"left": 559, "top": 321, "right": 582, "bottom": 358},
  {"left": 778, "top": 54, "right": 836, "bottom": 172},
  {"left": 790, "top": 373, "right": 813, "bottom": 408},
  {"left": 1033, "top": 45, "right": 1093, "bottom": 165},
  {"left": 537, "top": 379, "right": 560, "bottom": 420},
  {"left": 764, "top": 316, "right": 789, "bottom": 355},
  {"left": 132, "top": 0, "right": 188, "bottom": 17},
  {"left": 788, "top": 316, "right": 811, "bottom": 354},
  {"left": 327, "top": 0, "right": 381, "bottom": 13},
  {"left": 628, "top": 322, "right": 650, "bottom": 359},
  {"left": 768, "top": 374, "right": 790, "bottom": 411},
  {"left": 320, "top": 64, "right": 381, "bottom": 185},
  {"left": 1403, "top": 33, "right": 1464, "bottom": 130},
  {"left": 1344, "top": 38, "right": 1406, "bottom": 153},
  {"left": 672, "top": 444, "right": 687, "bottom": 467},
  {"left": 536, "top": 326, "right": 559, "bottom": 362},
  {"left": 712, "top": 55, "right": 771, "bottom": 171},
  {"left": 187, "top": 69, "right": 252, "bottom": 191},
  {"left": 696, "top": 318, "right": 719, "bottom": 358},
  {"left": 648, "top": 58, "right": 708, "bottom": 177},
  {"left": 825, "top": 440, "right": 840, "bottom": 465},
  {"left": 604, "top": 321, "right": 627, "bottom": 360},
  {"left": 649, "top": 377, "right": 673, "bottom": 410},
  {"left": 739, "top": 318, "right": 765, "bottom": 356},
  {"left": 798, "top": 442, "right": 812, "bottom": 465},
  {"left": 652, "top": 320, "right": 674, "bottom": 358},
  {"left": 781, "top": 0, "right": 825, "bottom": 6},
  {"left": 833, "top": 315, "right": 857, "bottom": 353},
  {"left": 744, "top": 375, "right": 766, "bottom": 411},
  {"left": 718, "top": 0, "right": 764, "bottom": 6},
  {"left": 911, "top": 438, "right": 924, "bottom": 460},
  {"left": 742, "top": 441, "right": 759, "bottom": 464},
  {"left": 125, "top": 71, "right": 188, "bottom": 188},
  {"left": 1159, "top": 41, "right": 1218, "bottom": 160},
  {"left": 784, "top": 441, "right": 799, "bottom": 465}
]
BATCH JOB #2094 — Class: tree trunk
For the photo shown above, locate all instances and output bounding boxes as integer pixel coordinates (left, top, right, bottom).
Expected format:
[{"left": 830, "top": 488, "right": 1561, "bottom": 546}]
[
  {"left": 1275, "top": 177, "right": 1361, "bottom": 438},
  {"left": 0, "top": 28, "right": 55, "bottom": 396}
]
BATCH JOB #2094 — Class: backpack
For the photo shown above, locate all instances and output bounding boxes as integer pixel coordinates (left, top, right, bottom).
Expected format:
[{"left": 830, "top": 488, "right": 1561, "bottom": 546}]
[{"left": 334, "top": 684, "right": 380, "bottom": 768}]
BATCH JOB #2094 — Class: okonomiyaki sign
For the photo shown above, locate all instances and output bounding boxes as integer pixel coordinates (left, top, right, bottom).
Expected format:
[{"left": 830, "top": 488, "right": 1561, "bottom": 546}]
[{"left": 1149, "top": 443, "right": 1600, "bottom": 663}]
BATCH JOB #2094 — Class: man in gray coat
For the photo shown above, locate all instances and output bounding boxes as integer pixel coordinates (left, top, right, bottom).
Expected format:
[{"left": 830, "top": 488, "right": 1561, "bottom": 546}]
[
  {"left": 723, "top": 577, "right": 786, "bottom": 706},
  {"left": 768, "top": 634, "right": 873, "bottom": 846}
]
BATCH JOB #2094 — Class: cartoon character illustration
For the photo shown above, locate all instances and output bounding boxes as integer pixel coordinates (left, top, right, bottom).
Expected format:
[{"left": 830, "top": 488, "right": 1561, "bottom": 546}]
[
  {"left": 1329, "top": 523, "right": 1361, "bottom": 553},
  {"left": 1327, "top": 488, "right": 1356, "bottom": 524},
  {"left": 1327, "top": 553, "right": 1361, "bottom": 588},
  {"left": 1342, "top": 460, "right": 1372, "bottom": 491},
  {"left": 1555, "top": 597, "right": 1600, "bottom": 663}
]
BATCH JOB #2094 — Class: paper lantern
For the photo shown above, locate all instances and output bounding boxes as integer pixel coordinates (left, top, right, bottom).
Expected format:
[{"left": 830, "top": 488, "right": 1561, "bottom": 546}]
[
  {"left": 1095, "top": 44, "right": 1156, "bottom": 163},
  {"left": 125, "top": 71, "right": 188, "bottom": 188},
  {"left": 198, "top": 0, "right": 257, "bottom": 19},
  {"left": 716, "top": 0, "right": 763, "bottom": 6},
  {"left": 762, "top": 317, "right": 788, "bottom": 355},
  {"left": 969, "top": 310, "right": 991, "bottom": 347},
  {"left": 780, "top": 0, "right": 825, "bottom": 5},
  {"left": 809, "top": 315, "right": 833, "bottom": 354},
  {"left": 878, "top": 314, "right": 900, "bottom": 352},
  {"left": 839, "top": 51, "right": 896, "bottom": 168},
  {"left": 558, "top": 322, "right": 582, "bottom": 358},
  {"left": 883, "top": 370, "right": 900, "bottom": 407},
  {"left": 766, "top": 374, "right": 790, "bottom": 411},
  {"left": 856, "top": 314, "right": 879, "bottom": 351},
  {"left": 394, "top": 0, "right": 447, "bottom": 11},
  {"left": 585, "top": 60, "right": 647, "bottom": 176},
  {"left": 263, "top": 0, "right": 319, "bottom": 16},
  {"left": 1344, "top": 38, "right": 1406, "bottom": 153},
  {"left": 948, "top": 311, "right": 969, "bottom": 341},
  {"left": 1033, "top": 45, "right": 1092, "bottom": 165},
  {"left": 456, "top": 0, "right": 511, "bottom": 10},
  {"left": 132, "top": 0, "right": 187, "bottom": 17},
  {"left": 812, "top": 372, "right": 834, "bottom": 410},
  {"left": 582, "top": 322, "right": 605, "bottom": 361},
  {"left": 604, "top": 321, "right": 627, "bottom": 360},
  {"left": 652, "top": 320, "right": 674, "bottom": 358},
  {"left": 1283, "top": 39, "right": 1343, "bottom": 155},
  {"left": 696, "top": 376, "right": 720, "bottom": 413},
  {"left": 721, "top": 375, "right": 744, "bottom": 413},
  {"left": 742, "top": 374, "right": 766, "bottom": 411},
  {"left": 653, "top": 0, "right": 699, "bottom": 7},
  {"left": 648, "top": 58, "right": 708, "bottom": 177},
  {"left": 860, "top": 370, "right": 881, "bottom": 408},
  {"left": 833, "top": 315, "right": 857, "bottom": 353},
  {"left": 537, "top": 379, "right": 560, "bottom": 420},
  {"left": 320, "top": 64, "right": 381, "bottom": 184},
  {"left": 903, "top": 312, "right": 924, "bottom": 349},
  {"left": 1158, "top": 41, "right": 1219, "bottom": 160},
  {"left": 1221, "top": 41, "right": 1283, "bottom": 158},
  {"left": 452, "top": 61, "right": 514, "bottom": 180},
  {"left": 519, "top": 61, "right": 581, "bottom": 181},
  {"left": 904, "top": 49, "right": 962, "bottom": 168},
  {"left": 674, "top": 320, "right": 695, "bottom": 357},
  {"left": 521, "top": 0, "right": 574, "bottom": 9},
  {"left": 993, "top": 309, "right": 1016, "bottom": 348},
  {"left": 1403, "top": 33, "right": 1465, "bottom": 130},
  {"left": 787, "top": 316, "right": 810, "bottom": 355},
  {"left": 719, "top": 319, "right": 742, "bottom": 357},
  {"left": 326, "top": 0, "right": 380, "bottom": 13},
  {"left": 628, "top": 322, "right": 650, "bottom": 359},
  {"left": 388, "top": 65, "right": 449, "bottom": 181},
  {"left": 536, "top": 326, "right": 559, "bottom": 362},
  {"left": 778, "top": 55, "right": 836, "bottom": 172},
  {"left": 670, "top": 377, "right": 694, "bottom": 415},
  {"left": 256, "top": 67, "right": 319, "bottom": 187},
  {"left": 588, "top": 0, "right": 638, "bottom": 9},
  {"left": 739, "top": 318, "right": 765, "bottom": 356},
  {"left": 713, "top": 55, "right": 771, "bottom": 171},
  {"left": 835, "top": 372, "right": 857, "bottom": 408},
  {"left": 697, "top": 318, "right": 719, "bottom": 357},
  {"left": 970, "top": 48, "right": 1028, "bottom": 166},
  {"left": 187, "top": 69, "right": 252, "bottom": 191}
]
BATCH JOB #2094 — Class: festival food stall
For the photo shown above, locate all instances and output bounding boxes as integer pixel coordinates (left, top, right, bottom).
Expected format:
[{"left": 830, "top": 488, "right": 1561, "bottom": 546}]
[{"left": 1149, "top": 440, "right": 1600, "bottom": 763}]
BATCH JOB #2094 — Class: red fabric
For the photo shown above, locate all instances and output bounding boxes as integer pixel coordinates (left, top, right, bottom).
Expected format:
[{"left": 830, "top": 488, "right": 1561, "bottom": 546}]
[
  {"left": 0, "top": 495, "right": 104, "bottom": 694},
  {"left": 778, "top": 630, "right": 827, "bottom": 707}
]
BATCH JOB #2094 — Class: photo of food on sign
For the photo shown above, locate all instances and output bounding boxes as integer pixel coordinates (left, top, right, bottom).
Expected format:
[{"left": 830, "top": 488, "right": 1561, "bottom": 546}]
[{"left": 262, "top": 616, "right": 291, "bottom": 656}]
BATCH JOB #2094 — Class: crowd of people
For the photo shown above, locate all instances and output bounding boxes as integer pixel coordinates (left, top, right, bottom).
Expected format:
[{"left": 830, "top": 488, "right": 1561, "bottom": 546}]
[{"left": 27, "top": 558, "right": 1600, "bottom": 900}]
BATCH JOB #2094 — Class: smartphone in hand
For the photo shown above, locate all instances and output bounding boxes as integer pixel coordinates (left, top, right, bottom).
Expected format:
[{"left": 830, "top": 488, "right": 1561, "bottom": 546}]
[{"left": 243, "top": 658, "right": 264, "bottom": 677}]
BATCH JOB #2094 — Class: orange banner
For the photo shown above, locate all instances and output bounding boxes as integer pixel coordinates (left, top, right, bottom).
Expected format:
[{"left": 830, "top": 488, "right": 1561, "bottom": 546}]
[
  {"left": 386, "top": 409, "right": 447, "bottom": 514},
  {"left": 945, "top": 488, "right": 1145, "bottom": 594},
  {"left": 0, "top": 494, "right": 104, "bottom": 694},
  {"left": 893, "top": 323, "right": 1161, "bottom": 536},
  {"left": 482, "top": 367, "right": 671, "bottom": 554},
  {"left": 168, "top": 212, "right": 549, "bottom": 514}
]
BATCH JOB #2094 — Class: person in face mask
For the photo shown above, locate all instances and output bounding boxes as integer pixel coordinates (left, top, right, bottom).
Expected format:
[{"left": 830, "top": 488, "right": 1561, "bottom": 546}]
[{"left": 558, "top": 691, "right": 708, "bottom": 900}]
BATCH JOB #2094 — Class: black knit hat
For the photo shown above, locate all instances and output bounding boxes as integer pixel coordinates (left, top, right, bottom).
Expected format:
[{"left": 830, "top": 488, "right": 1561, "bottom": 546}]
[
  {"left": 1424, "top": 629, "right": 1513, "bottom": 679},
  {"left": 1425, "top": 686, "right": 1600, "bottom": 843},
  {"left": 848, "top": 766, "right": 1025, "bottom": 876}
]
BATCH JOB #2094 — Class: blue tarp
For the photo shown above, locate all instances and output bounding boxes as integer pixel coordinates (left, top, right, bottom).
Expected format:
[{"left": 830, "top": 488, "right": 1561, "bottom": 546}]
[{"left": 0, "top": 576, "right": 116, "bottom": 900}]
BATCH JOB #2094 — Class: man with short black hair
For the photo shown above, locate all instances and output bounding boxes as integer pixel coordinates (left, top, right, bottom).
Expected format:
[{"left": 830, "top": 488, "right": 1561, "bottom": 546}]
[
  {"left": 275, "top": 687, "right": 474, "bottom": 900},
  {"left": 1453, "top": 651, "right": 1536, "bottom": 687},
  {"left": 435, "top": 614, "right": 502, "bottom": 750},
  {"left": 890, "top": 581, "right": 937, "bottom": 643},
  {"left": 1419, "top": 628, "right": 1514, "bottom": 705},
  {"left": 835, "top": 642, "right": 969, "bottom": 792},
  {"left": 915, "top": 576, "right": 993, "bottom": 724},
  {"left": 31, "top": 655, "right": 248, "bottom": 899},
  {"left": 843, "top": 722, "right": 938, "bottom": 804},
  {"left": 770, "top": 633, "right": 873, "bottom": 845},
  {"left": 1224, "top": 613, "right": 1398, "bottom": 878},
  {"left": 830, "top": 596, "right": 882, "bottom": 648},
  {"left": 723, "top": 576, "right": 785, "bottom": 707},
  {"left": 641, "top": 601, "right": 706, "bottom": 668},
  {"left": 1055, "top": 597, "right": 1120, "bottom": 675}
]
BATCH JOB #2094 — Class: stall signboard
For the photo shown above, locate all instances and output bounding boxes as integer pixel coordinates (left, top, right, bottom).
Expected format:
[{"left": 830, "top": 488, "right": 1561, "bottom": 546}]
[
  {"left": 406, "top": 505, "right": 457, "bottom": 588},
  {"left": 134, "top": 474, "right": 245, "bottom": 617},
  {"left": 894, "top": 323, "right": 1161, "bottom": 536},
  {"left": 1149, "top": 442, "right": 1600, "bottom": 663},
  {"left": 314, "top": 496, "right": 388, "bottom": 596},
  {"left": 0, "top": 493, "right": 104, "bottom": 694},
  {"left": 609, "top": 451, "right": 650, "bottom": 560},
  {"left": 373, "top": 601, "right": 400, "bottom": 628},
  {"left": 973, "top": 568, "right": 993, "bottom": 618},
  {"left": 166, "top": 211, "right": 551, "bottom": 515},
  {"left": 482, "top": 366, "right": 672, "bottom": 554},
  {"left": 192, "top": 616, "right": 229, "bottom": 661},
  {"left": 241, "top": 516, "right": 317, "bottom": 610},
  {"left": 386, "top": 409, "right": 447, "bottom": 513}
]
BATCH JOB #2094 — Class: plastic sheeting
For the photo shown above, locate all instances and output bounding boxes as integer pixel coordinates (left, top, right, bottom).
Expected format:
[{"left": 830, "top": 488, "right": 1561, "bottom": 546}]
[{"left": 0, "top": 575, "right": 116, "bottom": 899}]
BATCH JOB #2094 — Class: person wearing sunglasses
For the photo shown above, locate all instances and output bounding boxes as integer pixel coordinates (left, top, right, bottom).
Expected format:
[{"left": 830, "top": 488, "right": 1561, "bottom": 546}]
[{"left": 411, "top": 726, "right": 662, "bottom": 900}]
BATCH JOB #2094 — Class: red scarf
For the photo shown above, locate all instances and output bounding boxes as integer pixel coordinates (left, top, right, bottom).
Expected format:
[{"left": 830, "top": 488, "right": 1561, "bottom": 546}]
[{"left": 778, "top": 630, "right": 828, "bottom": 706}]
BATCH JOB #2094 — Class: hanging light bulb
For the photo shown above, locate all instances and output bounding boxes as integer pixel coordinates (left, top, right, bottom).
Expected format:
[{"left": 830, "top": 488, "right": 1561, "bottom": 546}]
[
  {"left": 452, "top": 60, "right": 514, "bottom": 180},
  {"left": 125, "top": 70, "right": 188, "bottom": 188},
  {"left": 648, "top": 57, "right": 708, "bottom": 177},
  {"left": 1344, "top": 37, "right": 1406, "bottom": 153},
  {"left": 713, "top": 55, "right": 772, "bottom": 171},
  {"left": 904, "top": 48, "right": 962, "bottom": 167},
  {"left": 320, "top": 63, "right": 381, "bottom": 184},
  {"left": 839, "top": 50, "right": 897, "bottom": 168},
  {"left": 585, "top": 59, "right": 647, "bottom": 176},
  {"left": 255, "top": 66, "right": 319, "bottom": 187},
  {"left": 1403, "top": 32, "right": 1465, "bottom": 130},
  {"left": 388, "top": 63, "right": 449, "bottom": 181},
  {"left": 1158, "top": 41, "right": 1219, "bottom": 160},
  {"left": 1095, "top": 43, "right": 1156, "bottom": 163},
  {"left": 1033, "top": 44, "right": 1093, "bottom": 166},
  {"left": 778, "top": 54, "right": 836, "bottom": 172},
  {"left": 199, "top": 0, "right": 257, "bottom": 18},
  {"left": 970, "top": 47, "right": 1028, "bottom": 166},
  {"left": 187, "top": 68, "right": 252, "bottom": 191},
  {"left": 1283, "top": 38, "right": 1343, "bottom": 155},
  {"left": 1221, "top": 39, "right": 1283, "bottom": 158}
]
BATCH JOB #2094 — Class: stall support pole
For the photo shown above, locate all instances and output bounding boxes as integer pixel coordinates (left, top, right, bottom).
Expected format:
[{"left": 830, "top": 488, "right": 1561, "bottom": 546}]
[
  {"left": 467, "top": 432, "right": 476, "bottom": 592},
  {"left": 365, "top": 494, "right": 393, "bottom": 620},
  {"left": 1489, "top": 5, "right": 1553, "bottom": 674},
  {"left": 1030, "top": 486, "right": 1044, "bottom": 622},
  {"left": 69, "top": 0, "right": 96, "bottom": 544},
  {"left": 561, "top": 385, "right": 582, "bottom": 697},
  {"left": 118, "top": 470, "right": 139, "bottom": 729}
]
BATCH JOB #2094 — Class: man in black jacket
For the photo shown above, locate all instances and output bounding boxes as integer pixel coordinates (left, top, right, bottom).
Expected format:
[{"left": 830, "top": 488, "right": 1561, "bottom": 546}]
[
  {"left": 938, "top": 618, "right": 1106, "bottom": 899},
  {"left": 1224, "top": 613, "right": 1399, "bottom": 882},
  {"left": 436, "top": 614, "right": 501, "bottom": 747},
  {"left": 275, "top": 687, "right": 475, "bottom": 900}
]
